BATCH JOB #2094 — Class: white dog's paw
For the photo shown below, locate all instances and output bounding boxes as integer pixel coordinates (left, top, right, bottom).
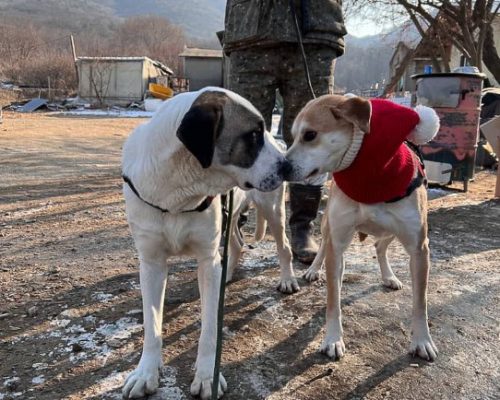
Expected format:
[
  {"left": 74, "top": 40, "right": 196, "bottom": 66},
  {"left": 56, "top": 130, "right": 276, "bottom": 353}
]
[
  {"left": 382, "top": 276, "right": 403, "bottom": 290},
  {"left": 319, "top": 337, "right": 345, "bottom": 359},
  {"left": 190, "top": 373, "right": 227, "bottom": 400},
  {"left": 277, "top": 277, "right": 300, "bottom": 294},
  {"left": 303, "top": 266, "right": 322, "bottom": 282},
  {"left": 122, "top": 364, "right": 160, "bottom": 399},
  {"left": 410, "top": 334, "right": 438, "bottom": 361}
]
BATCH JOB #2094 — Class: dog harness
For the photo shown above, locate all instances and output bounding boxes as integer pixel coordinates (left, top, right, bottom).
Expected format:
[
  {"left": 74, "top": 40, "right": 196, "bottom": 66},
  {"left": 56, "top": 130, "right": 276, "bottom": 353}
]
[
  {"left": 122, "top": 174, "right": 215, "bottom": 213},
  {"left": 385, "top": 142, "right": 427, "bottom": 203}
]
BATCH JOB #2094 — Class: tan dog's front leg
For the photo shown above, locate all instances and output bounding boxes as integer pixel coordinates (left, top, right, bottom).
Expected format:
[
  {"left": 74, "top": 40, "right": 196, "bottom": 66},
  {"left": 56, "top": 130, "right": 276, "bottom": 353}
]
[
  {"left": 320, "top": 226, "right": 353, "bottom": 359},
  {"left": 407, "top": 237, "right": 438, "bottom": 361}
]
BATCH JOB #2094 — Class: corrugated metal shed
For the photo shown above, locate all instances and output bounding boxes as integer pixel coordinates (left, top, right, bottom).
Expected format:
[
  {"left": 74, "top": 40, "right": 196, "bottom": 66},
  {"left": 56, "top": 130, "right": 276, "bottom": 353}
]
[
  {"left": 179, "top": 48, "right": 223, "bottom": 90},
  {"left": 76, "top": 57, "right": 173, "bottom": 105}
]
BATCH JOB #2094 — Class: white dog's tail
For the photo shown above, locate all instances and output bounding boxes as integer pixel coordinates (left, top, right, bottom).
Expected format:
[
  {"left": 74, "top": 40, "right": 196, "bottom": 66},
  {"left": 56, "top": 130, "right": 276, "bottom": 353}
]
[{"left": 254, "top": 209, "right": 267, "bottom": 243}]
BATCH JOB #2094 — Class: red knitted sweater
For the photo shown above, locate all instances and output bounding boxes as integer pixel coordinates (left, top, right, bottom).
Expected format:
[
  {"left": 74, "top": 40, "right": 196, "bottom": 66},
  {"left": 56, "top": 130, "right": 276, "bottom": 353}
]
[{"left": 333, "top": 99, "right": 421, "bottom": 204}]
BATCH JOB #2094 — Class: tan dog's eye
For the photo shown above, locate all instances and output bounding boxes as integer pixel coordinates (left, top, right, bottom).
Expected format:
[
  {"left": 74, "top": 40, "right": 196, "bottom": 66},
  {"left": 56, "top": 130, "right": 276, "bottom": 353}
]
[{"left": 303, "top": 130, "right": 317, "bottom": 142}]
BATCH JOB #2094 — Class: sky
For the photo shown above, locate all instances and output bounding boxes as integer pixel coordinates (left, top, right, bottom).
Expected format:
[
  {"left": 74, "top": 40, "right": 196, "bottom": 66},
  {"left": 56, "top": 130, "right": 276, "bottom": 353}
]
[{"left": 345, "top": 17, "right": 394, "bottom": 37}]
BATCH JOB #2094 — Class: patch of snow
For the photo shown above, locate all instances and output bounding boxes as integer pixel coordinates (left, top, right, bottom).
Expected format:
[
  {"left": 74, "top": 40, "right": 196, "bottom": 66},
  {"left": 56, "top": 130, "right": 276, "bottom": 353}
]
[
  {"left": 247, "top": 371, "right": 272, "bottom": 398},
  {"left": 92, "top": 292, "right": 115, "bottom": 303},
  {"left": 54, "top": 109, "right": 154, "bottom": 118},
  {"left": 32, "top": 363, "right": 48, "bottom": 370},
  {"left": 427, "top": 187, "right": 453, "bottom": 200},
  {"left": 3, "top": 377, "right": 20, "bottom": 387},
  {"left": 31, "top": 376, "right": 45, "bottom": 385},
  {"left": 83, "top": 315, "right": 97, "bottom": 324},
  {"left": 50, "top": 319, "right": 71, "bottom": 328}
]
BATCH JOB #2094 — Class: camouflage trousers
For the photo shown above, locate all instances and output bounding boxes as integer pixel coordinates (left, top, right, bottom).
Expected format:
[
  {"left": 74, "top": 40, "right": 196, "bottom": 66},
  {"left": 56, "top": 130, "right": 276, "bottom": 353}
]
[{"left": 227, "top": 44, "right": 337, "bottom": 147}]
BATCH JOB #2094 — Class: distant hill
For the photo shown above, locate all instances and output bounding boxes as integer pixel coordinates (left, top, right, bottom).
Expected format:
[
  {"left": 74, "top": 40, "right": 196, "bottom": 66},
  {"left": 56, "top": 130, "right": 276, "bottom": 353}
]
[
  {"left": 0, "top": 0, "right": 225, "bottom": 39},
  {"left": 109, "top": 0, "right": 225, "bottom": 39}
]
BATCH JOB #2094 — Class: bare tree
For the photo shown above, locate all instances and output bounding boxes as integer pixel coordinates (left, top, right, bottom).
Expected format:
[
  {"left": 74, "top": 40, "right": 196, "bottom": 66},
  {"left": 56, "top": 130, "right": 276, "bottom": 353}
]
[
  {"left": 113, "top": 15, "right": 187, "bottom": 73},
  {"left": 87, "top": 60, "right": 113, "bottom": 106},
  {"left": 347, "top": 0, "right": 500, "bottom": 82}
]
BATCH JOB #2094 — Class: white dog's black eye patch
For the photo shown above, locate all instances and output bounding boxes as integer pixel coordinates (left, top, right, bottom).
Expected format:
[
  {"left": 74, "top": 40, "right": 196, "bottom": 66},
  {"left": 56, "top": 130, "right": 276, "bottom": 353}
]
[
  {"left": 176, "top": 92, "right": 227, "bottom": 168},
  {"left": 228, "top": 122, "right": 265, "bottom": 168}
]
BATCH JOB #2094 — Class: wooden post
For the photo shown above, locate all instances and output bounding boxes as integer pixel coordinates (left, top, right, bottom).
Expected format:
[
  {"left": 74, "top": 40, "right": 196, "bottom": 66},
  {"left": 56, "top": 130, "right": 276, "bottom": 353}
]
[
  {"left": 70, "top": 35, "right": 79, "bottom": 86},
  {"left": 496, "top": 137, "right": 500, "bottom": 198}
]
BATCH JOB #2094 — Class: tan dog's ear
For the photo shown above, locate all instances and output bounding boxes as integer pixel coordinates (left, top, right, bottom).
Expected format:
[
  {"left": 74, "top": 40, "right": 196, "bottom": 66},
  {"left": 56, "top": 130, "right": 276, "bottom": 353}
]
[{"left": 330, "top": 97, "right": 371, "bottom": 133}]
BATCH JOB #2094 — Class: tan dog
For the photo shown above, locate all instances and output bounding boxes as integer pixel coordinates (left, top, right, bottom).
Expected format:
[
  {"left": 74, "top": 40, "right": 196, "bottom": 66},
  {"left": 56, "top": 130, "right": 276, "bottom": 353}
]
[{"left": 285, "top": 94, "right": 439, "bottom": 361}]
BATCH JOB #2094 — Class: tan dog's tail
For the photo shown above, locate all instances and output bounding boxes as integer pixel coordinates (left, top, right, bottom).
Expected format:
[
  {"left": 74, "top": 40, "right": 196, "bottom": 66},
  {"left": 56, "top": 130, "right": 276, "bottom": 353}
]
[{"left": 254, "top": 209, "right": 267, "bottom": 242}]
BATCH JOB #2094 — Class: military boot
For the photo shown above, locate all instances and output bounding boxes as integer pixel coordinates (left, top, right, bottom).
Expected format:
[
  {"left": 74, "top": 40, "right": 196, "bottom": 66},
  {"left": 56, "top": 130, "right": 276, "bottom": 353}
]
[{"left": 289, "top": 183, "right": 322, "bottom": 264}]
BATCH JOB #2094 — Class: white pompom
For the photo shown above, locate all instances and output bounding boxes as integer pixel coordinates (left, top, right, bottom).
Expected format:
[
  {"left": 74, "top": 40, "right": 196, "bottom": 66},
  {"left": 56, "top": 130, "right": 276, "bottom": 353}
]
[{"left": 408, "top": 105, "right": 440, "bottom": 144}]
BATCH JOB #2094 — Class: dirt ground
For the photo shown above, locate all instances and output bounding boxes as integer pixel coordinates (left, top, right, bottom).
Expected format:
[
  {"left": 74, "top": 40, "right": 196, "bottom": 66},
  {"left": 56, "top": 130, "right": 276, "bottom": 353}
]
[{"left": 0, "top": 112, "right": 499, "bottom": 400}]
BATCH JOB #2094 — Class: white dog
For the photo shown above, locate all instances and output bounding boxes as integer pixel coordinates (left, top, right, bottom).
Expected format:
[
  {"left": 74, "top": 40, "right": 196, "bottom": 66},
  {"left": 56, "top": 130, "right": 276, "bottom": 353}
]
[
  {"left": 121, "top": 87, "right": 290, "bottom": 399},
  {"left": 285, "top": 94, "right": 439, "bottom": 361}
]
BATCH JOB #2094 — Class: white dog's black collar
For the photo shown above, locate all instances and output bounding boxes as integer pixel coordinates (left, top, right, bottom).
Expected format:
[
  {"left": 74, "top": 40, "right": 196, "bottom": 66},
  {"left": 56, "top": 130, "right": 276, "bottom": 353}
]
[{"left": 122, "top": 174, "right": 214, "bottom": 213}]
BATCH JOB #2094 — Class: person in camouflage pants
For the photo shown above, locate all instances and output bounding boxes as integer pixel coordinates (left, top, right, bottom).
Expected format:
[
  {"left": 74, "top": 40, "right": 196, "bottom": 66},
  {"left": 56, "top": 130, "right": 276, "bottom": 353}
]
[{"left": 224, "top": 0, "right": 347, "bottom": 263}]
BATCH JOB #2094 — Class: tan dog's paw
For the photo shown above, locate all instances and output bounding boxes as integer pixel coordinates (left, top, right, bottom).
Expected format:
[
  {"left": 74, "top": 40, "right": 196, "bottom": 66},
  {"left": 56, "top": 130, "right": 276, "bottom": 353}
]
[
  {"left": 277, "top": 277, "right": 300, "bottom": 294},
  {"left": 382, "top": 276, "right": 403, "bottom": 290},
  {"left": 303, "top": 266, "right": 322, "bottom": 282},
  {"left": 410, "top": 335, "right": 438, "bottom": 361},
  {"left": 320, "top": 337, "right": 345, "bottom": 359},
  {"left": 190, "top": 373, "right": 227, "bottom": 400}
]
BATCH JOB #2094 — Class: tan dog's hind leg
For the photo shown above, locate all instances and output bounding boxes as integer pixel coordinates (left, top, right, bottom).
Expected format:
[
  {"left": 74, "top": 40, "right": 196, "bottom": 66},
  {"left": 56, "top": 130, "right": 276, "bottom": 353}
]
[
  {"left": 226, "top": 220, "right": 244, "bottom": 283},
  {"left": 253, "top": 208, "right": 267, "bottom": 243},
  {"left": 257, "top": 186, "right": 299, "bottom": 293},
  {"left": 374, "top": 235, "right": 403, "bottom": 290},
  {"left": 303, "top": 215, "right": 327, "bottom": 282}
]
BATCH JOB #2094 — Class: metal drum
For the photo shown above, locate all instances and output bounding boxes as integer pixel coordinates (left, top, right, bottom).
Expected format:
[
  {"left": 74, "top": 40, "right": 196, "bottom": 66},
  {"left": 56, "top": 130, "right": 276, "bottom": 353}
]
[{"left": 412, "top": 72, "right": 486, "bottom": 191}]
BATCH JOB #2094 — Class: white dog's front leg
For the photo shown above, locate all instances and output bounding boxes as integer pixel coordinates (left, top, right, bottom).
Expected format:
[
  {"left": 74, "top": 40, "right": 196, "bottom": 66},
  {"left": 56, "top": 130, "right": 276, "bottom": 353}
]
[
  {"left": 123, "top": 260, "right": 168, "bottom": 399},
  {"left": 191, "top": 254, "right": 227, "bottom": 400}
]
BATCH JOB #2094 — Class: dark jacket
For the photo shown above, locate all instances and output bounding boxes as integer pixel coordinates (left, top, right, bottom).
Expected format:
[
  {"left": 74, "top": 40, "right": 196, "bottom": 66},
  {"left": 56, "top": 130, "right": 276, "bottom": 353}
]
[{"left": 223, "top": 0, "right": 347, "bottom": 55}]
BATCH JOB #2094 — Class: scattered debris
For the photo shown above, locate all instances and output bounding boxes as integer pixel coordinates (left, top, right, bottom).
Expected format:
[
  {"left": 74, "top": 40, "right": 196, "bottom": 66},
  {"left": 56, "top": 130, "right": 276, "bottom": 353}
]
[{"left": 17, "top": 98, "right": 48, "bottom": 113}]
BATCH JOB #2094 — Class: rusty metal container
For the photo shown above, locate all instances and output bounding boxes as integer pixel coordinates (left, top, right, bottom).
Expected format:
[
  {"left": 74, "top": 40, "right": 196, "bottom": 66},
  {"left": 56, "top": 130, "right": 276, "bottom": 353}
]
[{"left": 412, "top": 72, "right": 486, "bottom": 191}]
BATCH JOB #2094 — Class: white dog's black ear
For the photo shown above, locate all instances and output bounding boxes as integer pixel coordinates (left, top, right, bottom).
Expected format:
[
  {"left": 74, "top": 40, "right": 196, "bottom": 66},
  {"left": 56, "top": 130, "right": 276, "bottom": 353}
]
[
  {"left": 331, "top": 96, "right": 371, "bottom": 133},
  {"left": 176, "top": 103, "right": 223, "bottom": 168}
]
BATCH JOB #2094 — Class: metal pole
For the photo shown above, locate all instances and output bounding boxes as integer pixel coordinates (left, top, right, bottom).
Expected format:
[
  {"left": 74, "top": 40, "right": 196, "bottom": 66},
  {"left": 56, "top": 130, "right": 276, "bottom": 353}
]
[{"left": 495, "top": 137, "right": 500, "bottom": 198}]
